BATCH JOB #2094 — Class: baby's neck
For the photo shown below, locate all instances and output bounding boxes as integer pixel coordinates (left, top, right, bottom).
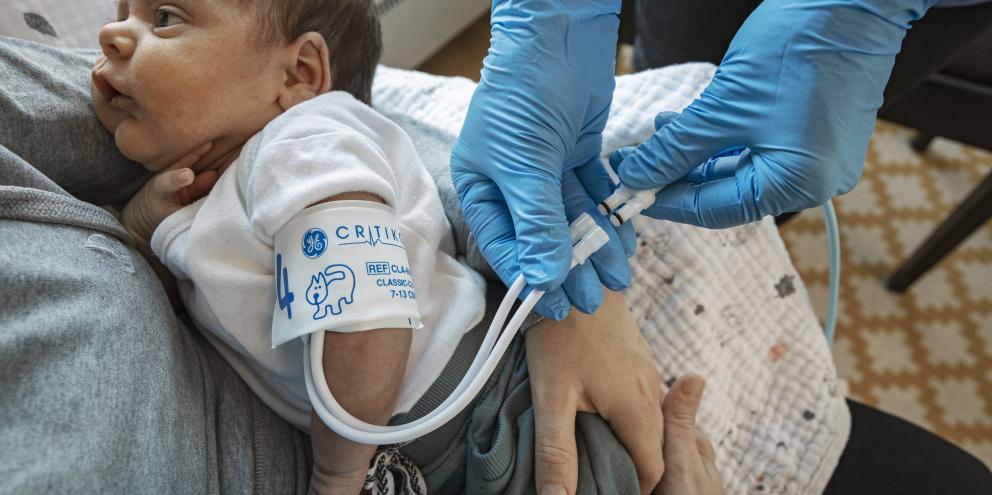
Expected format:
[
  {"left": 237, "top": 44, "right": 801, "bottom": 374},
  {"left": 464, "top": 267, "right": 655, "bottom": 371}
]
[{"left": 189, "top": 137, "right": 246, "bottom": 177}]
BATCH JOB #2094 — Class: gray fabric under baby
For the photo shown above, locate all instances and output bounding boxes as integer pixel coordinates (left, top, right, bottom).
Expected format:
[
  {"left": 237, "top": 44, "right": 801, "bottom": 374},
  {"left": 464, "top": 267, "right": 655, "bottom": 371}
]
[{"left": 0, "top": 36, "right": 638, "bottom": 495}]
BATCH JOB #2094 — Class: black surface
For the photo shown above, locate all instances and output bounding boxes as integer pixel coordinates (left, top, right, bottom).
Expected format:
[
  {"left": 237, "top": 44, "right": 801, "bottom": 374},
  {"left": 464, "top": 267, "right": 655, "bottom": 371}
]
[
  {"left": 881, "top": 74, "right": 992, "bottom": 151},
  {"left": 825, "top": 399, "right": 992, "bottom": 494}
]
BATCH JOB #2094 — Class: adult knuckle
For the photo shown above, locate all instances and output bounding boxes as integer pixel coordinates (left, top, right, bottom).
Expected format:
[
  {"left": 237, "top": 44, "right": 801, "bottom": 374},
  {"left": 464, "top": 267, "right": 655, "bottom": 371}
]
[
  {"left": 641, "top": 458, "right": 665, "bottom": 487},
  {"left": 535, "top": 441, "right": 575, "bottom": 468},
  {"left": 532, "top": 383, "right": 570, "bottom": 409},
  {"left": 668, "top": 406, "right": 696, "bottom": 425},
  {"left": 633, "top": 373, "right": 662, "bottom": 407}
]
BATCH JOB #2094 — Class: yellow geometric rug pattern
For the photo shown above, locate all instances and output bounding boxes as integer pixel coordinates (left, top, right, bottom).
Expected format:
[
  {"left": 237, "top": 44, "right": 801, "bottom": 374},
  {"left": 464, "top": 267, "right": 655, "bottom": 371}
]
[{"left": 778, "top": 120, "right": 992, "bottom": 469}]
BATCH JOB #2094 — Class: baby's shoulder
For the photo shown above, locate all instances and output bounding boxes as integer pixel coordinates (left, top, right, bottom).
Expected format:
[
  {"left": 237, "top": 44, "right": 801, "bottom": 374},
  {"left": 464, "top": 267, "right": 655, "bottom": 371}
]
[{"left": 263, "top": 92, "right": 392, "bottom": 142}]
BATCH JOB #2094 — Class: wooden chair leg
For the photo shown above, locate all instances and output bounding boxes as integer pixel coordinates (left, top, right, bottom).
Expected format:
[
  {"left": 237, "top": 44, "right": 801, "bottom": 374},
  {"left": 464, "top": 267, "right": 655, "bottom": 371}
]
[{"left": 887, "top": 170, "right": 992, "bottom": 292}]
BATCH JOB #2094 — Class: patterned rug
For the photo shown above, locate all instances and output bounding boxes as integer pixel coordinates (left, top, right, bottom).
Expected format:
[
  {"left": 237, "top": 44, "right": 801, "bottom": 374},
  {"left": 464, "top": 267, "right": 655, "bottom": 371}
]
[{"left": 778, "top": 121, "right": 992, "bottom": 469}]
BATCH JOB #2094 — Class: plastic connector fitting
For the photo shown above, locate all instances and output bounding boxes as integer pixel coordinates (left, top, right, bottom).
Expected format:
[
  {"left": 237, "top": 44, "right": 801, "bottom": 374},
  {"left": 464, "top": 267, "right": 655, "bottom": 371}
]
[
  {"left": 569, "top": 212, "right": 598, "bottom": 243},
  {"left": 571, "top": 226, "right": 609, "bottom": 267},
  {"left": 610, "top": 188, "right": 660, "bottom": 227}
]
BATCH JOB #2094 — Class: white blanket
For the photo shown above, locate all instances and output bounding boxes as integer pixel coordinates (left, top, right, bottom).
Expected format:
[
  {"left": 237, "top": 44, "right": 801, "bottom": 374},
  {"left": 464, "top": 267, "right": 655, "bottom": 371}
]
[{"left": 372, "top": 64, "right": 850, "bottom": 495}]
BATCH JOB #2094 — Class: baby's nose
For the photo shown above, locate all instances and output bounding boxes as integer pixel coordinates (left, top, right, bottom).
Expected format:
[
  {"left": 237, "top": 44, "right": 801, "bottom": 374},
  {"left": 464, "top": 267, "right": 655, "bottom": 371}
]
[{"left": 98, "top": 22, "right": 136, "bottom": 60}]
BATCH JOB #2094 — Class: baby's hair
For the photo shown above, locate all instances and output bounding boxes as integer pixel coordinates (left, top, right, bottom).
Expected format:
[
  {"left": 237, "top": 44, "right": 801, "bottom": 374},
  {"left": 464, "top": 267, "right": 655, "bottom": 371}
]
[{"left": 249, "top": 0, "right": 382, "bottom": 104}]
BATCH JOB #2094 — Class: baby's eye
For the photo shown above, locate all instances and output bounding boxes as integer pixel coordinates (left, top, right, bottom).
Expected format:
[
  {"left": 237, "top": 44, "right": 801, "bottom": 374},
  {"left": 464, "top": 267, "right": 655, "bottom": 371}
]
[{"left": 153, "top": 9, "right": 183, "bottom": 28}]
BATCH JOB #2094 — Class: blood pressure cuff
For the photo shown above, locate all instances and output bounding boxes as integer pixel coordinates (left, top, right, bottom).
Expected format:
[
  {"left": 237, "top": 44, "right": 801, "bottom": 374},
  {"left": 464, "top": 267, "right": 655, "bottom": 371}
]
[{"left": 271, "top": 200, "right": 423, "bottom": 347}]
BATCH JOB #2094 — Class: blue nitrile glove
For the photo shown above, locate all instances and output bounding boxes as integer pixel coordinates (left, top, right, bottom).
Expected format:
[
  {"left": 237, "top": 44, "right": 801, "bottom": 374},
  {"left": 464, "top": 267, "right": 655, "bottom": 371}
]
[
  {"left": 612, "top": 0, "right": 938, "bottom": 228},
  {"left": 451, "top": 0, "right": 633, "bottom": 320},
  {"left": 559, "top": 161, "right": 636, "bottom": 313}
]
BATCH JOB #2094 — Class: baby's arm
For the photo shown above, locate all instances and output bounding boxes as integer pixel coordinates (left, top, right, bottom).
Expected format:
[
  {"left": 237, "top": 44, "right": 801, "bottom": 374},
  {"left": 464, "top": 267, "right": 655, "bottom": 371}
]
[{"left": 306, "top": 192, "right": 413, "bottom": 495}]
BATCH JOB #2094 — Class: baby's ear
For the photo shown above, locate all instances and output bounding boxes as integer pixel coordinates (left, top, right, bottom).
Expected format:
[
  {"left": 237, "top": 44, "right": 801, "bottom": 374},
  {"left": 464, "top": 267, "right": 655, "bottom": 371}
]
[{"left": 278, "top": 32, "right": 332, "bottom": 111}]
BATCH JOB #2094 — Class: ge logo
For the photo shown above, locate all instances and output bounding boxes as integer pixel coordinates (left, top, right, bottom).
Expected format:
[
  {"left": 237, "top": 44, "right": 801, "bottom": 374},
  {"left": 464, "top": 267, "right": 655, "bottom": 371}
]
[{"left": 302, "top": 228, "right": 327, "bottom": 259}]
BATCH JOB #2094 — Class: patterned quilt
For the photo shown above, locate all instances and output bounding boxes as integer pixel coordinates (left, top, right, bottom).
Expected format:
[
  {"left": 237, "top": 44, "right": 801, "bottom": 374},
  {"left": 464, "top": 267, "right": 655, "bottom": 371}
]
[{"left": 373, "top": 63, "right": 851, "bottom": 494}]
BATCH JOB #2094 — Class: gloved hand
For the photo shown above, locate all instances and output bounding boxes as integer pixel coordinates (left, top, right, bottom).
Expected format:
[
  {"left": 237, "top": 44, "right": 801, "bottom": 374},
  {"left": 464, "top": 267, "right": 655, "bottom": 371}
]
[
  {"left": 612, "top": 0, "right": 937, "bottom": 228},
  {"left": 452, "top": 0, "right": 633, "bottom": 320}
]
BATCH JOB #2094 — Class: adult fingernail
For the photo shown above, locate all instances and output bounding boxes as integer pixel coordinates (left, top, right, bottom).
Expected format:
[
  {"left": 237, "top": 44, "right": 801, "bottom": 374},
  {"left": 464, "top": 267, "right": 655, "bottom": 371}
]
[
  {"left": 682, "top": 375, "right": 704, "bottom": 399},
  {"left": 541, "top": 484, "right": 567, "bottom": 495}
]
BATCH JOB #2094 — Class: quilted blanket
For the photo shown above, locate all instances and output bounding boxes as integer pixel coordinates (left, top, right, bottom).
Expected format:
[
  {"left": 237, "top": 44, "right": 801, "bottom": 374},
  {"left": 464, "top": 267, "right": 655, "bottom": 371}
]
[{"left": 372, "top": 64, "right": 850, "bottom": 494}]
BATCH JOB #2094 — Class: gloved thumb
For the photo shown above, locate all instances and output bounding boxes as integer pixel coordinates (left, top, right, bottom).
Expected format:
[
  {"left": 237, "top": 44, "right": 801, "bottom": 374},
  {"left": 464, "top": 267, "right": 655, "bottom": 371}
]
[
  {"left": 617, "top": 104, "right": 729, "bottom": 191},
  {"left": 607, "top": 111, "right": 679, "bottom": 174},
  {"left": 661, "top": 374, "right": 706, "bottom": 447}
]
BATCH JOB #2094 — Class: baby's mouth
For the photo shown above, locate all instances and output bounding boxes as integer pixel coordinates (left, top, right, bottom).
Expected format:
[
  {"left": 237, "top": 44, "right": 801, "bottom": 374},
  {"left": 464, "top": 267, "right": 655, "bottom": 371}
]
[{"left": 91, "top": 70, "right": 132, "bottom": 108}]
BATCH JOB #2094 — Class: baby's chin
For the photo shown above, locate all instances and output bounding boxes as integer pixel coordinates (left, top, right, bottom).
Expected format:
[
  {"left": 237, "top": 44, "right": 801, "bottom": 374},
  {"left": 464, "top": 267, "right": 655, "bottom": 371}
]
[{"left": 112, "top": 124, "right": 170, "bottom": 172}]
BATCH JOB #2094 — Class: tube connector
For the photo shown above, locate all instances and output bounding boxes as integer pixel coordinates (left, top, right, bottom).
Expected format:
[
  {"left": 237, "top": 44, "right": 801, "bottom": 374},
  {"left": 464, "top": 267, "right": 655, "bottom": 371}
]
[
  {"left": 610, "top": 188, "right": 660, "bottom": 227},
  {"left": 569, "top": 212, "right": 597, "bottom": 243},
  {"left": 598, "top": 186, "right": 637, "bottom": 217},
  {"left": 571, "top": 225, "right": 609, "bottom": 267}
]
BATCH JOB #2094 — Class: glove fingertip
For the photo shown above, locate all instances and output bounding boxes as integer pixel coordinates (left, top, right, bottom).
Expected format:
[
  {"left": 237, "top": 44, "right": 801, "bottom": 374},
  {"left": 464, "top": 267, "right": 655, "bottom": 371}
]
[
  {"left": 518, "top": 250, "right": 570, "bottom": 292},
  {"left": 574, "top": 288, "right": 604, "bottom": 315},
  {"left": 602, "top": 268, "right": 631, "bottom": 292},
  {"left": 618, "top": 221, "right": 636, "bottom": 259},
  {"left": 654, "top": 111, "right": 680, "bottom": 131},
  {"left": 608, "top": 150, "right": 624, "bottom": 170},
  {"left": 534, "top": 289, "right": 571, "bottom": 321},
  {"left": 617, "top": 162, "right": 658, "bottom": 191},
  {"left": 608, "top": 146, "right": 637, "bottom": 172}
]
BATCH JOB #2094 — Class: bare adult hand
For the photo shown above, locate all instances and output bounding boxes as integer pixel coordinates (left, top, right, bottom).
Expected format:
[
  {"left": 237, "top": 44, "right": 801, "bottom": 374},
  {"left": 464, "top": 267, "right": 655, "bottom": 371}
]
[
  {"left": 525, "top": 290, "right": 665, "bottom": 495},
  {"left": 654, "top": 375, "right": 724, "bottom": 495}
]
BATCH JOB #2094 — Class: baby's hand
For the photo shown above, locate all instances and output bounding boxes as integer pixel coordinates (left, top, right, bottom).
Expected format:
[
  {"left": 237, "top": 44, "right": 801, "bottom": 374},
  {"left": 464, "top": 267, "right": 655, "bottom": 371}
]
[{"left": 121, "top": 143, "right": 217, "bottom": 244}]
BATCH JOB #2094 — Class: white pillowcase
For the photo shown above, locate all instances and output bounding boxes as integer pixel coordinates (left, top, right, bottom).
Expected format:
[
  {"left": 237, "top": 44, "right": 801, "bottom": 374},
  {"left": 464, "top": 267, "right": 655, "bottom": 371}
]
[{"left": 0, "top": 0, "right": 113, "bottom": 49}]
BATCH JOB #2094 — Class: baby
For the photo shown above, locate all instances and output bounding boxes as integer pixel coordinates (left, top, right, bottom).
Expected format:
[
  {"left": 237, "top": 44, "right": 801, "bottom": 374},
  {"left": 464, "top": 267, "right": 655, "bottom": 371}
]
[
  {"left": 91, "top": 0, "right": 488, "bottom": 491},
  {"left": 90, "top": 0, "right": 661, "bottom": 493}
]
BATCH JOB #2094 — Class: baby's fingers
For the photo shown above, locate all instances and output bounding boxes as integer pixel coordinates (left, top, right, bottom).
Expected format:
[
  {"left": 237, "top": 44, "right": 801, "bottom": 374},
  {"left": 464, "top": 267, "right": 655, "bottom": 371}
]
[
  {"left": 151, "top": 168, "right": 195, "bottom": 197},
  {"left": 177, "top": 169, "right": 220, "bottom": 205}
]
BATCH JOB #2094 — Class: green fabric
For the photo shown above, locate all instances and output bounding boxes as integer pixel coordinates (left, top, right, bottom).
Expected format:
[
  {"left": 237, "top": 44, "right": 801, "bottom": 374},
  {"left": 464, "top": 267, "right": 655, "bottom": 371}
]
[{"left": 391, "top": 285, "right": 641, "bottom": 495}]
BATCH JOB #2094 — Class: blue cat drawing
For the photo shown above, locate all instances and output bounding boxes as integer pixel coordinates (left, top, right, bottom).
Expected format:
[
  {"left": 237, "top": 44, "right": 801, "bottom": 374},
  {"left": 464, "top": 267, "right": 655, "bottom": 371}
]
[{"left": 305, "top": 264, "right": 356, "bottom": 320}]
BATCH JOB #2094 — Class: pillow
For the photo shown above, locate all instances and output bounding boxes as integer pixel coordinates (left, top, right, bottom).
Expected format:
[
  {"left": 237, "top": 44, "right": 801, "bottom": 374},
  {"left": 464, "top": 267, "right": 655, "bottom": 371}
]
[{"left": 0, "top": 0, "right": 112, "bottom": 49}]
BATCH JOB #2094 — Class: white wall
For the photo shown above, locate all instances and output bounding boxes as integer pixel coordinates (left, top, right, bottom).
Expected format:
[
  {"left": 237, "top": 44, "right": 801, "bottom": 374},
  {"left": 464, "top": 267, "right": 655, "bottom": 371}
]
[{"left": 379, "top": 0, "right": 489, "bottom": 69}]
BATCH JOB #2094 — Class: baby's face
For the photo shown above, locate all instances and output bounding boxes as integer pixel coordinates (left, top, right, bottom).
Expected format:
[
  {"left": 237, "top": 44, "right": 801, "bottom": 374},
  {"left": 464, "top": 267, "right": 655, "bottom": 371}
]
[{"left": 92, "top": 0, "right": 285, "bottom": 171}]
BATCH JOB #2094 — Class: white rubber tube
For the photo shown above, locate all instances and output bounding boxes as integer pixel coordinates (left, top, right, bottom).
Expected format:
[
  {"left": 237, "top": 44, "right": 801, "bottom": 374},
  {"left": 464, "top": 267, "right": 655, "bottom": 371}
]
[
  {"left": 304, "top": 219, "right": 607, "bottom": 444},
  {"left": 305, "top": 186, "right": 843, "bottom": 444},
  {"left": 305, "top": 279, "right": 542, "bottom": 444}
]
